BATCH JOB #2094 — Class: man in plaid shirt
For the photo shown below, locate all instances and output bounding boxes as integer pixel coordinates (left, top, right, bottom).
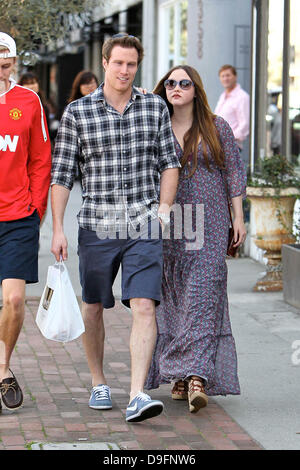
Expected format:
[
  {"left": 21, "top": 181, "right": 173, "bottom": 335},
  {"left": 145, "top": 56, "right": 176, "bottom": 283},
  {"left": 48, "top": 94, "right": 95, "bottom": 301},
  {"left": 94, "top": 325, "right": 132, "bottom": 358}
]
[{"left": 51, "top": 34, "right": 180, "bottom": 422}]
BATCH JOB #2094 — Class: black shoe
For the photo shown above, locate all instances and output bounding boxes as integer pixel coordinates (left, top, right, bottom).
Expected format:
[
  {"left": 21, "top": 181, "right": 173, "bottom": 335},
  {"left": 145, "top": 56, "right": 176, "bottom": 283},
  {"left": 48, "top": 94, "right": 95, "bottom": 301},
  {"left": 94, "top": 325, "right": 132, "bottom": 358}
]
[{"left": 0, "top": 369, "right": 23, "bottom": 409}]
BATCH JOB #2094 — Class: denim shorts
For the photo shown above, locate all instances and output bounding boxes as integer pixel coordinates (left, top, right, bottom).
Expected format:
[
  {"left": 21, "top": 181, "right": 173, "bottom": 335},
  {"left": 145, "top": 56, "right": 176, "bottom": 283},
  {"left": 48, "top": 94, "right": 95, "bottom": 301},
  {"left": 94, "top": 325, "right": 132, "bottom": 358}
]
[
  {"left": 0, "top": 210, "right": 40, "bottom": 284},
  {"left": 78, "top": 218, "right": 163, "bottom": 308}
]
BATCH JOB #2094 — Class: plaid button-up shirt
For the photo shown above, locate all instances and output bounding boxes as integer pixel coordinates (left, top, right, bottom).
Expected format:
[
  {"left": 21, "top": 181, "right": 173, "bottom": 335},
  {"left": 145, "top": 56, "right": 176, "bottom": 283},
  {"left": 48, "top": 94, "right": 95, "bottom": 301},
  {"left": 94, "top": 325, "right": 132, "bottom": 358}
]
[{"left": 51, "top": 84, "right": 180, "bottom": 233}]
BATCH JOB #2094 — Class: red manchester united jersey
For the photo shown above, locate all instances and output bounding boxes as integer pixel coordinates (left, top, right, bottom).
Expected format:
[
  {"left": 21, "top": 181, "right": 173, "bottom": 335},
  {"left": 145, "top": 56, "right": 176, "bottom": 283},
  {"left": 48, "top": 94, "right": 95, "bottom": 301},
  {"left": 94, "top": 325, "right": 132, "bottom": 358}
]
[{"left": 0, "top": 81, "right": 51, "bottom": 221}]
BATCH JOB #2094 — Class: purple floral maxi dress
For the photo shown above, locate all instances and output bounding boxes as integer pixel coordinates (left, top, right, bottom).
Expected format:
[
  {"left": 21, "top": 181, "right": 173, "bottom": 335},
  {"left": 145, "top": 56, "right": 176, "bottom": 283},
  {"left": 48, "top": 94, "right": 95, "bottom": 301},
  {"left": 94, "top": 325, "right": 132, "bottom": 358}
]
[{"left": 145, "top": 116, "right": 247, "bottom": 396}]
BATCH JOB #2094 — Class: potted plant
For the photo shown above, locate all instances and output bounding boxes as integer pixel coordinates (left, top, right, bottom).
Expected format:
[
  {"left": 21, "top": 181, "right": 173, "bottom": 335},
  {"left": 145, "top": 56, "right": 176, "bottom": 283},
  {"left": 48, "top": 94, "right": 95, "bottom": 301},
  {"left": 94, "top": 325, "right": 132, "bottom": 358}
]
[{"left": 247, "top": 154, "right": 300, "bottom": 292}]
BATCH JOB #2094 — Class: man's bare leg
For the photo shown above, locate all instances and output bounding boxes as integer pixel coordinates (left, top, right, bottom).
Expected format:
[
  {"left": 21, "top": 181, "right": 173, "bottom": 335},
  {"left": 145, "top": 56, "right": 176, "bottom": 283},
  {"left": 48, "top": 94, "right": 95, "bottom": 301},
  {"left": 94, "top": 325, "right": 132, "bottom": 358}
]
[
  {"left": 81, "top": 301, "right": 107, "bottom": 387},
  {"left": 129, "top": 298, "right": 157, "bottom": 402},
  {"left": 0, "top": 279, "right": 25, "bottom": 381}
]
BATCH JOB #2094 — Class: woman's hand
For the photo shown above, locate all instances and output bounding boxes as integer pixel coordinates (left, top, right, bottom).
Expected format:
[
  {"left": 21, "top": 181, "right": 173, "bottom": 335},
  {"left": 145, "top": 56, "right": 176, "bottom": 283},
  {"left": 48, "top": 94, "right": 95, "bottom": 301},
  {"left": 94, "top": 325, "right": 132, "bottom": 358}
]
[
  {"left": 232, "top": 217, "right": 247, "bottom": 247},
  {"left": 231, "top": 196, "right": 246, "bottom": 247},
  {"left": 137, "top": 87, "right": 148, "bottom": 95}
]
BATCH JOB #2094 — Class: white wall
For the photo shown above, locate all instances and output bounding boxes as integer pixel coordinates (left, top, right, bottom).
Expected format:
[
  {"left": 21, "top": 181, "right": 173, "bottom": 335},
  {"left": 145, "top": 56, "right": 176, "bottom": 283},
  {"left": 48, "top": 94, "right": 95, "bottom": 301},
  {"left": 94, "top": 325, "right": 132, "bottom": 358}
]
[
  {"left": 187, "top": 0, "right": 252, "bottom": 110},
  {"left": 142, "top": 0, "right": 157, "bottom": 90}
]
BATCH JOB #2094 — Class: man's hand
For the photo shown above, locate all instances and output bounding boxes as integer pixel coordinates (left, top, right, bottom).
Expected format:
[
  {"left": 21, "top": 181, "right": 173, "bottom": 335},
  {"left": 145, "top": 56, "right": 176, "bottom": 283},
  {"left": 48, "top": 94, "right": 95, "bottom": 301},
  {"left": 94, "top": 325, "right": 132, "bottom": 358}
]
[
  {"left": 158, "top": 213, "right": 170, "bottom": 232},
  {"left": 158, "top": 203, "right": 171, "bottom": 232},
  {"left": 51, "top": 230, "right": 68, "bottom": 261}
]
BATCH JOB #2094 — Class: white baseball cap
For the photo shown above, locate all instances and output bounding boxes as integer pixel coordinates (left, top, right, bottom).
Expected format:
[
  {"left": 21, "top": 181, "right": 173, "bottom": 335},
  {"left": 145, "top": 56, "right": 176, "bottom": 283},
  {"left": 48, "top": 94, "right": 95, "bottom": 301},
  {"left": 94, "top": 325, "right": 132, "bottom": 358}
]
[{"left": 0, "top": 32, "right": 17, "bottom": 58}]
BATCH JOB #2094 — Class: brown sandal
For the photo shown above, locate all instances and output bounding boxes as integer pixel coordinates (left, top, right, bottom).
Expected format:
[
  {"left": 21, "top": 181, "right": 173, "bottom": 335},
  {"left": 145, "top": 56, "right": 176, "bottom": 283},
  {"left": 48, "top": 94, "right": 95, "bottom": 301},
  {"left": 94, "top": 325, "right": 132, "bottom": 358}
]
[
  {"left": 171, "top": 380, "right": 188, "bottom": 400},
  {"left": 188, "top": 376, "right": 208, "bottom": 413}
]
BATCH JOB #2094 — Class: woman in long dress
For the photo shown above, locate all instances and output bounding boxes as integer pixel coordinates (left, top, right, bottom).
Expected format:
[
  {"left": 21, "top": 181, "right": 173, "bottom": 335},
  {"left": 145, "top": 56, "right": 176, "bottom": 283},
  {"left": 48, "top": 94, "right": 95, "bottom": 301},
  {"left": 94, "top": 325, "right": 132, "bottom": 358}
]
[{"left": 145, "top": 65, "right": 247, "bottom": 413}]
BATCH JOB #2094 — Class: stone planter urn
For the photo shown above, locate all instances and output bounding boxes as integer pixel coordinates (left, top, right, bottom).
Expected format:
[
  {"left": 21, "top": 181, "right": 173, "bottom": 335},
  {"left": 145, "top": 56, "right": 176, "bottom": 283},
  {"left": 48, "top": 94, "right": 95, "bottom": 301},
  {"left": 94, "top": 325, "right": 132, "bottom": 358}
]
[{"left": 247, "top": 186, "right": 300, "bottom": 291}]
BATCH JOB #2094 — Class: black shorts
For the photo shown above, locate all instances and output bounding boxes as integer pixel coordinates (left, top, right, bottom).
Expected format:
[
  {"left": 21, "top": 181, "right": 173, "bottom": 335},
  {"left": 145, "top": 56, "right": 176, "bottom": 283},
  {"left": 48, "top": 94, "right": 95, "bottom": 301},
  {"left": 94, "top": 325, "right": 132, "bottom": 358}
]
[
  {"left": 0, "top": 211, "right": 40, "bottom": 284},
  {"left": 78, "top": 218, "right": 163, "bottom": 308}
]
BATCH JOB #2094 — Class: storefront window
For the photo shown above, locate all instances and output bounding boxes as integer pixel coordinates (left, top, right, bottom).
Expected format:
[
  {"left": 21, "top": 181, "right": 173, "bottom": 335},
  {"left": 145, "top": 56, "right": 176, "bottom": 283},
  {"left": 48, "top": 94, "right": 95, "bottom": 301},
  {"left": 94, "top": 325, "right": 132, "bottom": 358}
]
[
  {"left": 180, "top": 1, "right": 188, "bottom": 60},
  {"left": 266, "top": 0, "right": 284, "bottom": 157},
  {"left": 290, "top": 0, "right": 300, "bottom": 164},
  {"left": 169, "top": 5, "right": 175, "bottom": 69},
  {"left": 158, "top": 0, "right": 188, "bottom": 78},
  {"left": 266, "top": 0, "right": 300, "bottom": 163}
]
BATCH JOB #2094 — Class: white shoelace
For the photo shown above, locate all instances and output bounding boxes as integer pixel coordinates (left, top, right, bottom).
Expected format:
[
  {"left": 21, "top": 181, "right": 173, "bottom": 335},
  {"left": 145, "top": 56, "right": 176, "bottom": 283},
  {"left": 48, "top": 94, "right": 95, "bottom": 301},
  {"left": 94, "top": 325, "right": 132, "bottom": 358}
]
[
  {"left": 135, "top": 392, "right": 151, "bottom": 402},
  {"left": 93, "top": 385, "right": 110, "bottom": 401}
]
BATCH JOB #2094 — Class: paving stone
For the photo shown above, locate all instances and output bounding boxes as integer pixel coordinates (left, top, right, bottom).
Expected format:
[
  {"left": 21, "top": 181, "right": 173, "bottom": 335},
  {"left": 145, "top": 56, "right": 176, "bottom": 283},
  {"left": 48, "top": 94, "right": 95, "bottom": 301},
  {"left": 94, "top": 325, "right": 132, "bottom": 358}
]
[
  {"left": 65, "top": 423, "right": 87, "bottom": 432},
  {"left": 167, "top": 444, "right": 191, "bottom": 450},
  {"left": 24, "top": 431, "right": 46, "bottom": 441},
  {"left": 119, "top": 440, "right": 141, "bottom": 450},
  {"left": 31, "top": 442, "right": 120, "bottom": 450},
  {"left": 5, "top": 446, "right": 25, "bottom": 450},
  {"left": 21, "top": 422, "right": 43, "bottom": 431},
  {"left": 86, "top": 422, "right": 109, "bottom": 430},
  {"left": 157, "top": 431, "right": 177, "bottom": 438},
  {"left": 0, "top": 299, "right": 262, "bottom": 451},
  {"left": 190, "top": 441, "right": 214, "bottom": 450},
  {"left": 1, "top": 435, "right": 25, "bottom": 446}
]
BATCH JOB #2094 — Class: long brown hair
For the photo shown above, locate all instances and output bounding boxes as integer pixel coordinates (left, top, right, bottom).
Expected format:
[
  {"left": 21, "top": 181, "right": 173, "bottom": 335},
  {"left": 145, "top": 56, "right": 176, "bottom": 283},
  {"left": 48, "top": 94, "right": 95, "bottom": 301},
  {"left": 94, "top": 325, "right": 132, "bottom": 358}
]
[
  {"left": 153, "top": 65, "right": 224, "bottom": 177},
  {"left": 68, "top": 70, "right": 99, "bottom": 103}
]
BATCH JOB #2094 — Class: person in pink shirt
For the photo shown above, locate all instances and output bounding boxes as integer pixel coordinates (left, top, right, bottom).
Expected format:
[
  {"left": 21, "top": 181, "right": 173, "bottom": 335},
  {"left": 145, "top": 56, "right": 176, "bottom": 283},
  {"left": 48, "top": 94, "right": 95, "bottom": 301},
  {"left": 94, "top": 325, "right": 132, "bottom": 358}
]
[{"left": 214, "top": 65, "right": 250, "bottom": 151}]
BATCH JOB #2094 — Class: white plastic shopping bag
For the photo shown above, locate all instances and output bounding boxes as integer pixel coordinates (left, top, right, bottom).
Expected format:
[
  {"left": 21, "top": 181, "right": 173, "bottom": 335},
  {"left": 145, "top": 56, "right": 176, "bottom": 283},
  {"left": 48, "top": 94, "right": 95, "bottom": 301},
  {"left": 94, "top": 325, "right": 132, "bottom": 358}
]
[{"left": 36, "top": 260, "right": 85, "bottom": 342}]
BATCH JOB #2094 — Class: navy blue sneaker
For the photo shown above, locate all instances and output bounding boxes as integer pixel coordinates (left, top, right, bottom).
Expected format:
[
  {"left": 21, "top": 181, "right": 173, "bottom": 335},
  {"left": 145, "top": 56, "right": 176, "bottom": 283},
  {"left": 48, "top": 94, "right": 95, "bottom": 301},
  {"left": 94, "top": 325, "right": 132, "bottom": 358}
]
[
  {"left": 126, "top": 392, "right": 164, "bottom": 422},
  {"left": 89, "top": 384, "right": 112, "bottom": 410}
]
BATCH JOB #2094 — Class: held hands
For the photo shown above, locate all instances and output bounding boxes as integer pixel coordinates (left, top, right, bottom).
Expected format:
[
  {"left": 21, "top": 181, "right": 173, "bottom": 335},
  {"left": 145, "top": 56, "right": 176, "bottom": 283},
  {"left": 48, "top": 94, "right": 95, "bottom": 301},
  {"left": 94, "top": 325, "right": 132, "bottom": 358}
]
[
  {"left": 158, "top": 203, "right": 171, "bottom": 232},
  {"left": 232, "top": 217, "right": 247, "bottom": 248},
  {"left": 51, "top": 231, "right": 68, "bottom": 262}
]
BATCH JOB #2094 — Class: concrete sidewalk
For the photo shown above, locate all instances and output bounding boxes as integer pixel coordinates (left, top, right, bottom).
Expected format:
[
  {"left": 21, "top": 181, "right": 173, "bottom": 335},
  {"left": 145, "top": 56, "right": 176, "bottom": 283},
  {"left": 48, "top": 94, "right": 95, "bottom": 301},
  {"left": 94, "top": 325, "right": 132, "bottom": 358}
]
[{"left": 216, "top": 257, "right": 300, "bottom": 450}]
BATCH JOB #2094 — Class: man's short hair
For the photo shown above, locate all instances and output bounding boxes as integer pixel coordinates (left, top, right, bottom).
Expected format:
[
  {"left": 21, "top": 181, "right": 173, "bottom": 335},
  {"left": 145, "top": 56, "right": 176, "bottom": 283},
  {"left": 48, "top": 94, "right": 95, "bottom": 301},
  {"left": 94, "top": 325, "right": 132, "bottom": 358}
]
[
  {"left": 218, "top": 64, "right": 237, "bottom": 76},
  {"left": 102, "top": 33, "right": 144, "bottom": 65},
  {"left": 0, "top": 46, "right": 16, "bottom": 67},
  {"left": 0, "top": 46, "right": 11, "bottom": 58}
]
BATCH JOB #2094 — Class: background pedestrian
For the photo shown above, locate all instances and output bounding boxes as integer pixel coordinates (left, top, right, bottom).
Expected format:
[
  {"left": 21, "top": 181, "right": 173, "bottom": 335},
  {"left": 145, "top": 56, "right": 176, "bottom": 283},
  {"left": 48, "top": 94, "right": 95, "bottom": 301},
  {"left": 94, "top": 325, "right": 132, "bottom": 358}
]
[
  {"left": 0, "top": 33, "right": 51, "bottom": 411},
  {"left": 67, "top": 70, "right": 99, "bottom": 104},
  {"left": 215, "top": 64, "right": 250, "bottom": 152}
]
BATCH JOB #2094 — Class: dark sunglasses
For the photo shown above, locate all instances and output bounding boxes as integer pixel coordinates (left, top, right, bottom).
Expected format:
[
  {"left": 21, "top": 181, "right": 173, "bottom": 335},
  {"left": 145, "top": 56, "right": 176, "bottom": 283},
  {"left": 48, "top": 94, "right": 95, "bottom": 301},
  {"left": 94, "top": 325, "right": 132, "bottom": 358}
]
[{"left": 164, "top": 79, "right": 194, "bottom": 90}]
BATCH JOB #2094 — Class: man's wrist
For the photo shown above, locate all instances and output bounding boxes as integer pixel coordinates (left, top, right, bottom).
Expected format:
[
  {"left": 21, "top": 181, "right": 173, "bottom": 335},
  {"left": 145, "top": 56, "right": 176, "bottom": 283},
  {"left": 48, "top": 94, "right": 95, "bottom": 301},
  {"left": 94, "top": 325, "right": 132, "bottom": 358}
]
[{"left": 52, "top": 224, "right": 64, "bottom": 234}]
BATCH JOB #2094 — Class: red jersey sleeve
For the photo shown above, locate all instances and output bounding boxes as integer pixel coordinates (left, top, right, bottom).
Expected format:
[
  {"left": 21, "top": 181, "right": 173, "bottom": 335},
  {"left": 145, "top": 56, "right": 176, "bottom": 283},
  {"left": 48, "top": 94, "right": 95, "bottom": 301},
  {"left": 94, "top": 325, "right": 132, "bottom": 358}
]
[{"left": 27, "top": 97, "right": 52, "bottom": 220}]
